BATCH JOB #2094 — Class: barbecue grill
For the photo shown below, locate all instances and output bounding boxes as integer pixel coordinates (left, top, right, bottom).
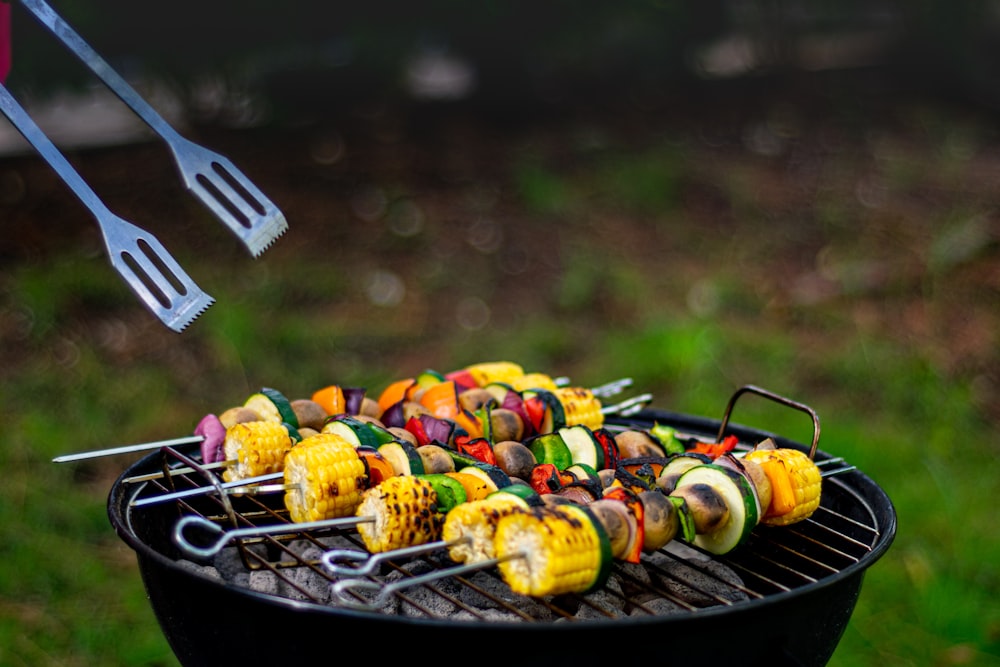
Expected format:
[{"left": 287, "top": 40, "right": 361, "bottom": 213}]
[{"left": 107, "top": 386, "right": 895, "bottom": 667}]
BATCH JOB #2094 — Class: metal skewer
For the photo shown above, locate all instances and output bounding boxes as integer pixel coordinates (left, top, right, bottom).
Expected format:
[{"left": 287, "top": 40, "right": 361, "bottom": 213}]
[
  {"left": 589, "top": 377, "right": 634, "bottom": 398},
  {"left": 817, "top": 457, "right": 856, "bottom": 477},
  {"left": 122, "top": 459, "right": 233, "bottom": 484},
  {"left": 602, "top": 393, "right": 653, "bottom": 417},
  {"left": 173, "top": 513, "right": 374, "bottom": 559},
  {"left": 130, "top": 472, "right": 283, "bottom": 508},
  {"left": 329, "top": 554, "right": 520, "bottom": 611},
  {"left": 52, "top": 435, "right": 204, "bottom": 463},
  {"left": 322, "top": 540, "right": 462, "bottom": 577}
]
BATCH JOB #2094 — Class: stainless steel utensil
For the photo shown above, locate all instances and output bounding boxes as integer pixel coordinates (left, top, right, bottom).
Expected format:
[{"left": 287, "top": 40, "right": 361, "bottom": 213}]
[
  {"left": 17, "top": 0, "right": 288, "bottom": 258},
  {"left": 0, "top": 83, "right": 214, "bottom": 332}
]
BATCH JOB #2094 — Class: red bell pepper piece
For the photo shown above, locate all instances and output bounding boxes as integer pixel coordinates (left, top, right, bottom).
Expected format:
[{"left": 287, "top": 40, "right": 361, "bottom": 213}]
[
  {"left": 592, "top": 427, "right": 621, "bottom": 470},
  {"left": 687, "top": 434, "right": 739, "bottom": 459},
  {"left": 456, "top": 436, "right": 497, "bottom": 466},
  {"left": 529, "top": 463, "right": 563, "bottom": 495},
  {"left": 522, "top": 394, "right": 547, "bottom": 433},
  {"left": 445, "top": 368, "right": 479, "bottom": 392},
  {"left": 404, "top": 415, "right": 432, "bottom": 447}
]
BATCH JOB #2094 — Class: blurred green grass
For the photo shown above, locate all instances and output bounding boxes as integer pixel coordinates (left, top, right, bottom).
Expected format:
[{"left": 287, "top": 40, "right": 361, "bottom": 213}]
[{"left": 1, "top": 87, "right": 999, "bottom": 666}]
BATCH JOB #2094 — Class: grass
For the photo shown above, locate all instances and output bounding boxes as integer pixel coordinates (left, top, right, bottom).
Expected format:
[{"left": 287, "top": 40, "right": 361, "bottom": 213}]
[{"left": 1, "top": 86, "right": 999, "bottom": 666}]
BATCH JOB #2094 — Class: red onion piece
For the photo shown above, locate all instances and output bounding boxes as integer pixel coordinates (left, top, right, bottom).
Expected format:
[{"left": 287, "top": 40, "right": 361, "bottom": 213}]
[
  {"left": 416, "top": 414, "right": 456, "bottom": 446},
  {"left": 342, "top": 387, "right": 367, "bottom": 416},
  {"left": 196, "top": 414, "right": 226, "bottom": 464},
  {"left": 381, "top": 401, "right": 406, "bottom": 428}
]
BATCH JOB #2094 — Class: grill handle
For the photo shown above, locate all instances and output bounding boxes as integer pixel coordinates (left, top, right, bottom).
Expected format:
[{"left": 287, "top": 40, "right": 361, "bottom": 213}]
[{"left": 716, "top": 385, "right": 820, "bottom": 459}]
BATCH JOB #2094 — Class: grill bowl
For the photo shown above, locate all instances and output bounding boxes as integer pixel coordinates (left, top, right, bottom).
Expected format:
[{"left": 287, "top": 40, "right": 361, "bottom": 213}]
[{"left": 108, "top": 407, "right": 895, "bottom": 667}]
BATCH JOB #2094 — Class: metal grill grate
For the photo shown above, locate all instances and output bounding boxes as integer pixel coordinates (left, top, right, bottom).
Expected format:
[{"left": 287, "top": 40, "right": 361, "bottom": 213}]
[{"left": 121, "top": 430, "right": 883, "bottom": 623}]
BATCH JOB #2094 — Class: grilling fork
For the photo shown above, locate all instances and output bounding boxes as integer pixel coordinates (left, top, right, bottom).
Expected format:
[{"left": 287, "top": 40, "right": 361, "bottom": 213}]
[
  {"left": 0, "top": 82, "right": 214, "bottom": 332},
  {"left": 16, "top": 0, "right": 288, "bottom": 258}
]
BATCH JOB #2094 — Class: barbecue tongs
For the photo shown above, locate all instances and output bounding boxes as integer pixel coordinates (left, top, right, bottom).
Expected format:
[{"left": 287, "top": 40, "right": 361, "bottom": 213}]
[{"left": 0, "top": 0, "right": 289, "bottom": 331}]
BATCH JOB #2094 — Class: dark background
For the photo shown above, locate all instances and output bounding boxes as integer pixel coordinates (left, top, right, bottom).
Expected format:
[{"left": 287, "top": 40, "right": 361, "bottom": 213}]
[{"left": 8, "top": 1, "right": 1000, "bottom": 120}]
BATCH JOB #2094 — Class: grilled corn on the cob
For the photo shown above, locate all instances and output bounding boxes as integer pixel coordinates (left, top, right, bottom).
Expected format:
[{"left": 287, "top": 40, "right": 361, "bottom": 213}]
[
  {"left": 222, "top": 420, "right": 295, "bottom": 483},
  {"left": 355, "top": 475, "right": 443, "bottom": 553},
  {"left": 442, "top": 494, "right": 529, "bottom": 564},
  {"left": 509, "top": 372, "right": 559, "bottom": 392},
  {"left": 744, "top": 447, "right": 822, "bottom": 526},
  {"left": 554, "top": 386, "right": 605, "bottom": 430},
  {"left": 494, "top": 504, "right": 612, "bottom": 597},
  {"left": 283, "top": 433, "right": 367, "bottom": 523},
  {"left": 465, "top": 361, "right": 525, "bottom": 387}
]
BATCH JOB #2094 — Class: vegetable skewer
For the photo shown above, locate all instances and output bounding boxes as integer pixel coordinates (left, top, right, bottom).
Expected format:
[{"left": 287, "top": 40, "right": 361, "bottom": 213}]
[
  {"left": 174, "top": 436, "right": 824, "bottom": 602},
  {"left": 172, "top": 474, "right": 443, "bottom": 556},
  {"left": 51, "top": 369, "right": 639, "bottom": 465}
]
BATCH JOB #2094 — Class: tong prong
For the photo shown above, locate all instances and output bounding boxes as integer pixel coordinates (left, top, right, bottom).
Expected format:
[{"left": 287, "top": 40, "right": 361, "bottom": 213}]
[
  {"left": 17, "top": 0, "right": 288, "bottom": 257},
  {"left": 0, "top": 82, "right": 213, "bottom": 331}
]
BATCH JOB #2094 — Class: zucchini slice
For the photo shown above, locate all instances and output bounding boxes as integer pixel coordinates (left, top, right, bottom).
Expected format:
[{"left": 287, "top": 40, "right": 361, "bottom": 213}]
[
  {"left": 657, "top": 452, "right": 713, "bottom": 493},
  {"left": 527, "top": 432, "right": 572, "bottom": 470},
  {"left": 459, "top": 463, "right": 512, "bottom": 491},
  {"left": 244, "top": 387, "right": 299, "bottom": 428},
  {"left": 488, "top": 482, "right": 545, "bottom": 507},
  {"left": 559, "top": 424, "right": 605, "bottom": 470},
  {"left": 322, "top": 416, "right": 380, "bottom": 449},
  {"left": 377, "top": 440, "right": 425, "bottom": 476},
  {"left": 570, "top": 504, "right": 615, "bottom": 593},
  {"left": 673, "top": 464, "right": 758, "bottom": 555}
]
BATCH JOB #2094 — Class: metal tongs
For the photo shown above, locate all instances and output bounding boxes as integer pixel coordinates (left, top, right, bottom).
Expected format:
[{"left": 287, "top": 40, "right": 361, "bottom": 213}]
[{"left": 0, "top": 0, "right": 289, "bottom": 330}]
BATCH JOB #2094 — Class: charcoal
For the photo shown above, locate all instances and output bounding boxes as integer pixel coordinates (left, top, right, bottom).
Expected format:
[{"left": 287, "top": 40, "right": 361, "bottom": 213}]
[
  {"left": 574, "top": 586, "right": 627, "bottom": 619},
  {"left": 248, "top": 568, "right": 280, "bottom": 596},
  {"left": 644, "top": 551, "right": 748, "bottom": 607},
  {"left": 213, "top": 546, "right": 248, "bottom": 582},
  {"left": 456, "top": 570, "right": 557, "bottom": 621},
  {"left": 368, "top": 559, "right": 459, "bottom": 617},
  {"left": 276, "top": 544, "right": 332, "bottom": 602},
  {"left": 614, "top": 561, "right": 653, "bottom": 587},
  {"left": 663, "top": 541, "right": 710, "bottom": 561},
  {"left": 176, "top": 559, "right": 220, "bottom": 580},
  {"left": 398, "top": 589, "right": 458, "bottom": 617},
  {"left": 628, "top": 596, "right": 689, "bottom": 616},
  {"left": 318, "top": 532, "right": 361, "bottom": 551}
]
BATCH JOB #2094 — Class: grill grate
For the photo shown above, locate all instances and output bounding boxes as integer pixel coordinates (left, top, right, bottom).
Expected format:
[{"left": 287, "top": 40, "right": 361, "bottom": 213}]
[{"left": 124, "top": 433, "right": 883, "bottom": 623}]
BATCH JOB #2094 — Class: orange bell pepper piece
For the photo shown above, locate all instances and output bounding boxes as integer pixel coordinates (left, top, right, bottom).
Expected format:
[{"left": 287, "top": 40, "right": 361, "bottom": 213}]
[
  {"left": 311, "top": 385, "right": 346, "bottom": 416},
  {"left": 419, "top": 380, "right": 460, "bottom": 419},
  {"left": 759, "top": 457, "right": 796, "bottom": 517},
  {"left": 377, "top": 377, "right": 415, "bottom": 413}
]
